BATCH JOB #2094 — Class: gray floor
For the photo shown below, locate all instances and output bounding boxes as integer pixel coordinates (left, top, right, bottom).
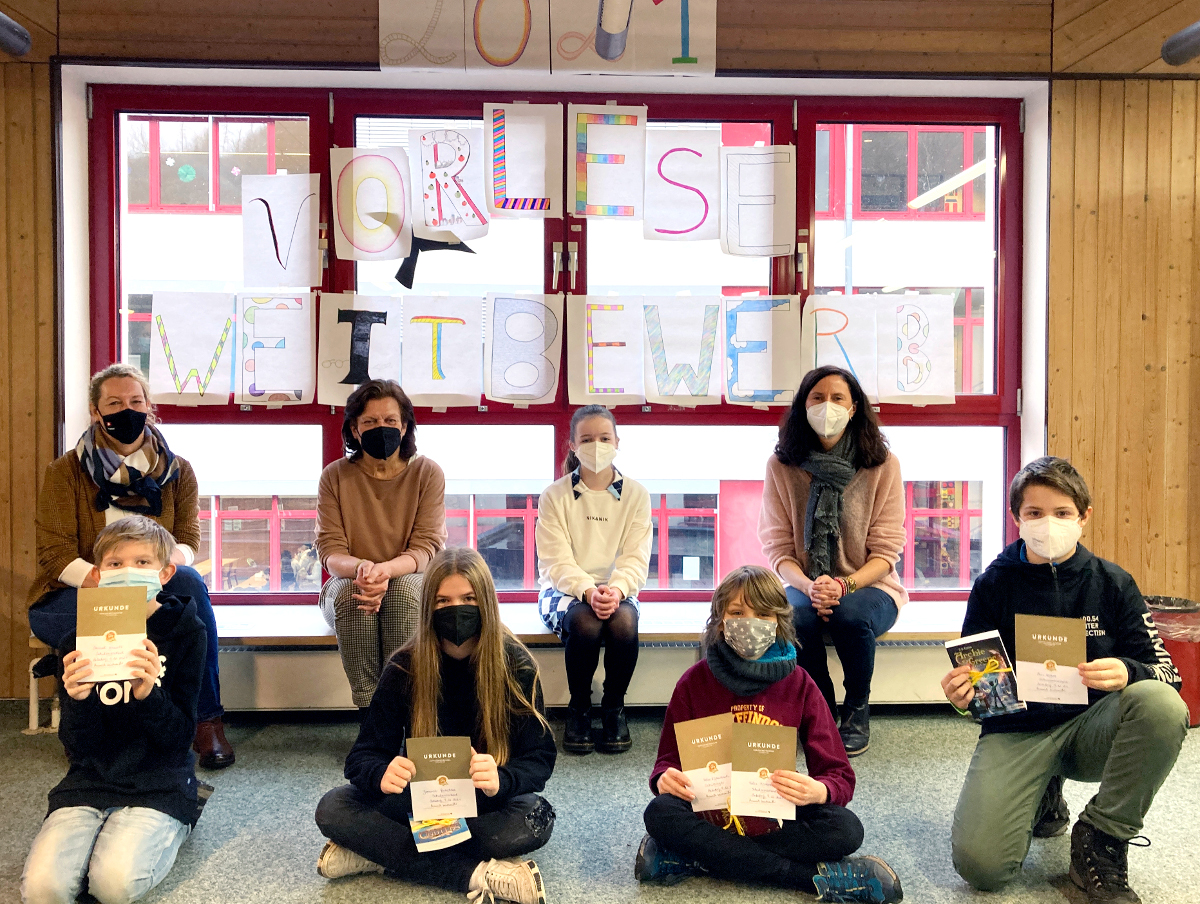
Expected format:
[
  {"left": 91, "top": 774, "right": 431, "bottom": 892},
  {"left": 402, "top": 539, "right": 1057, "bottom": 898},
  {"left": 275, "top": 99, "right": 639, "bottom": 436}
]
[{"left": 0, "top": 701, "right": 1194, "bottom": 904}]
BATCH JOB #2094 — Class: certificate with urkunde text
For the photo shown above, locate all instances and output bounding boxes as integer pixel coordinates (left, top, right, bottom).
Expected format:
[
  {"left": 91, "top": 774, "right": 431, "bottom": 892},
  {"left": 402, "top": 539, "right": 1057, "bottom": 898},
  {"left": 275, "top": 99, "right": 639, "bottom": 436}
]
[
  {"left": 1014, "top": 614, "right": 1088, "bottom": 705},
  {"left": 675, "top": 713, "right": 733, "bottom": 812},
  {"left": 730, "top": 722, "right": 796, "bottom": 821},
  {"left": 407, "top": 736, "right": 478, "bottom": 821}
]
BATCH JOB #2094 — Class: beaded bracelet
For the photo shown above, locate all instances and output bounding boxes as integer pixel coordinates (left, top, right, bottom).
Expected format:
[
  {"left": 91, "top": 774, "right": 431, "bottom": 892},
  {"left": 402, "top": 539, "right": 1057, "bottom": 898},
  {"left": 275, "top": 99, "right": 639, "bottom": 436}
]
[{"left": 833, "top": 577, "right": 849, "bottom": 598}]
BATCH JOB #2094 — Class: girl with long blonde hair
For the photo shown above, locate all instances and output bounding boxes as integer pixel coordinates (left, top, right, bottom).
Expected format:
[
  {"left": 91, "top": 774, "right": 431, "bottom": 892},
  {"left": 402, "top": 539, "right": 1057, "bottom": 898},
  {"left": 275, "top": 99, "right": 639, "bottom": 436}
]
[{"left": 315, "top": 548, "right": 556, "bottom": 904}]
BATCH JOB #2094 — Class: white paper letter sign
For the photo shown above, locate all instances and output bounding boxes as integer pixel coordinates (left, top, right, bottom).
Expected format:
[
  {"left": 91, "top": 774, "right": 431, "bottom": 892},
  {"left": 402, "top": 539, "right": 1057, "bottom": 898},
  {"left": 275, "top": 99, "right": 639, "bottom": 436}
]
[
  {"left": 409, "top": 128, "right": 489, "bottom": 242},
  {"left": 720, "top": 146, "right": 797, "bottom": 257},
  {"left": 567, "top": 296, "right": 645, "bottom": 405},
  {"left": 643, "top": 129, "right": 719, "bottom": 241},
  {"left": 485, "top": 293, "right": 563, "bottom": 405},
  {"left": 242, "top": 174, "right": 321, "bottom": 289},
  {"left": 238, "top": 294, "right": 316, "bottom": 406},
  {"left": 549, "top": 0, "right": 716, "bottom": 76},
  {"left": 401, "top": 297, "right": 483, "bottom": 408},
  {"left": 799, "top": 295, "right": 881, "bottom": 403},
  {"left": 567, "top": 104, "right": 647, "bottom": 218},
  {"left": 149, "top": 293, "right": 236, "bottom": 406},
  {"left": 317, "top": 295, "right": 405, "bottom": 407},
  {"left": 484, "top": 103, "right": 563, "bottom": 218},
  {"left": 380, "top": 0, "right": 466, "bottom": 69},
  {"left": 331, "top": 147, "right": 413, "bottom": 262},
  {"left": 877, "top": 295, "right": 955, "bottom": 404},
  {"left": 723, "top": 295, "right": 803, "bottom": 406},
  {"left": 642, "top": 297, "right": 721, "bottom": 406},
  {"left": 466, "top": 0, "right": 551, "bottom": 71}
]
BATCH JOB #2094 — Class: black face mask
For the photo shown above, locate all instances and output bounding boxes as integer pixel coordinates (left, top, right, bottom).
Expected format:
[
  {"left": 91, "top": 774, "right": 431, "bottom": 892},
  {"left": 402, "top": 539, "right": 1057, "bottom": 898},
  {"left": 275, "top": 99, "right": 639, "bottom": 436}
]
[
  {"left": 433, "top": 605, "right": 482, "bottom": 647},
  {"left": 359, "top": 426, "right": 403, "bottom": 460},
  {"left": 102, "top": 408, "right": 148, "bottom": 445}
]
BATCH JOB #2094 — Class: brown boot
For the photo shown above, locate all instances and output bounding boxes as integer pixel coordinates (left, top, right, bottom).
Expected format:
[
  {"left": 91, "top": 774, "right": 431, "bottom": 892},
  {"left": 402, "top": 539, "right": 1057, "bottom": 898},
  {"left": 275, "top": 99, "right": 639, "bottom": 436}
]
[{"left": 193, "top": 717, "right": 235, "bottom": 769}]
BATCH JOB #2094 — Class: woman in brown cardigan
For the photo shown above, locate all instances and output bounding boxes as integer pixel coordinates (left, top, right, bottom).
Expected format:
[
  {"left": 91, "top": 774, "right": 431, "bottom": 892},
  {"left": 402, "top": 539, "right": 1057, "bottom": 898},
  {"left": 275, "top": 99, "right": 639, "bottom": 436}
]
[
  {"left": 315, "top": 380, "right": 447, "bottom": 708},
  {"left": 758, "top": 365, "right": 907, "bottom": 758},
  {"left": 29, "top": 362, "right": 234, "bottom": 768}
]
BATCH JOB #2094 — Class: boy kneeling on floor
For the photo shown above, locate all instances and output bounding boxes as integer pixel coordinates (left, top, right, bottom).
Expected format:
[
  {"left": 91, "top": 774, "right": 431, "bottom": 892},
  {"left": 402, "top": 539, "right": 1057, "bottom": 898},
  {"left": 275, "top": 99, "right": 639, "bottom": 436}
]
[
  {"left": 942, "top": 456, "right": 1188, "bottom": 904},
  {"left": 22, "top": 515, "right": 207, "bottom": 904}
]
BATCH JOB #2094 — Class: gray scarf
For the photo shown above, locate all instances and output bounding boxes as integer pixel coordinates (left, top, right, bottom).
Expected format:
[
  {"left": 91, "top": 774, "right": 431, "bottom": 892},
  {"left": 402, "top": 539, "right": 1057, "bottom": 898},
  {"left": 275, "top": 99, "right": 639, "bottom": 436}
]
[
  {"left": 706, "top": 636, "right": 796, "bottom": 697},
  {"left": 802, "top": 432, "right": 857, "bottom": 580}
]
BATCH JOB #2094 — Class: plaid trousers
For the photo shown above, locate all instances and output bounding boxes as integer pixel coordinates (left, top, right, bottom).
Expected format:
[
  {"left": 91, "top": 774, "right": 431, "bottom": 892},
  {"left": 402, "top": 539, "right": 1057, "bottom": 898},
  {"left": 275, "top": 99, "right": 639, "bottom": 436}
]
[{"left": 319, "top": 573, "right": 424, "bottom": 707}]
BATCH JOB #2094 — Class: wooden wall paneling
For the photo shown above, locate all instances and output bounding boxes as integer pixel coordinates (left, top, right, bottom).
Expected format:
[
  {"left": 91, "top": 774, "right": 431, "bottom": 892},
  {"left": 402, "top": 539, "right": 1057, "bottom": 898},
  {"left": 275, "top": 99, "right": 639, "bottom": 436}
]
[
  {"left": 1054, "top": 0, "right": 1200, "bottom": 75},
  {"left": 1047, "top": 81, "right": 1075, "bottom": 461},
  {"left": 1070, "top": 82, "right": 1101, "bottom": 496},
  {"left": 1191, "top": 90, "right": 1200, "bottom": 598},
  {"left": 0, "top": 66, "right": 11, "bottom": 696}
]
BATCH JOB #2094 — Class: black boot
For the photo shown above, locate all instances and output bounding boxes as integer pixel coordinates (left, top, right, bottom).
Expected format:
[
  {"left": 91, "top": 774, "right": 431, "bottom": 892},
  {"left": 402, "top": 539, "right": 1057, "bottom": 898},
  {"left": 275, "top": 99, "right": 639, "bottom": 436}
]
[
  {"left": 562, "top": 705, "right": 594, "bottom": 754},
  {"left": 1070, "top": 820, "right": 1144, "bottom": 904},
  {"left": 598, "top": 706, "right": 632, "bottom": 753},
  {"left": 1032, "top": 774, "right": 1070, "bottom": 838},
  {"left": 838, "top": 702, "right": 870, "bottom": 757}
]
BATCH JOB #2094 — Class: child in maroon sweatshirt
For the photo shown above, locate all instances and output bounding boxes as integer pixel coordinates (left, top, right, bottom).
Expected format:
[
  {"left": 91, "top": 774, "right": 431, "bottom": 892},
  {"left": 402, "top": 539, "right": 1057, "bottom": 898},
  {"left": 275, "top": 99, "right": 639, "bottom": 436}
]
[{"left": 636, "top": 565, "right": 902, "bottom": 903}]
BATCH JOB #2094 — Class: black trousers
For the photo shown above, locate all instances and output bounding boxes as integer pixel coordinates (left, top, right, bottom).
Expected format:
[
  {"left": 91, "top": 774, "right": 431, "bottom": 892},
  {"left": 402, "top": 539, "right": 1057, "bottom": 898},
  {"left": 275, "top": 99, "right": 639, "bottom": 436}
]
[
  {"left": 643, "top": 792, "right": 864, "bottom": 891},
  {"left": 315, "top": 785, "right": 555, "bottom": 893}
]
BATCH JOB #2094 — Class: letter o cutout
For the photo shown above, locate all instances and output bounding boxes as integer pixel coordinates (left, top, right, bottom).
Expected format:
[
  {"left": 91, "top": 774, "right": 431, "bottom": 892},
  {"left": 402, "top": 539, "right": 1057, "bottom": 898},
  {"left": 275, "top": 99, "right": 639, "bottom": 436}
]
[
  {"left": 473, "top": 0, "right": 532, "bottom": 67},
  {"left": 336, "top": 155, "right": 406, "bottom": 254}
]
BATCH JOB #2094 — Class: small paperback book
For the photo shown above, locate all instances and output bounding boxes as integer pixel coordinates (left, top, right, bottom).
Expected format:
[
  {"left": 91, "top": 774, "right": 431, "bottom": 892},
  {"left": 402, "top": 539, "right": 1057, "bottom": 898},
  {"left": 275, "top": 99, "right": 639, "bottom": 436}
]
[
  {"left": 76, "top": 587, "right": 148, "bottom": 683},
  {"left": 944, "top": 630, "right": 1027, "bottom": 718},
  {"left": 674, "top": 712, "right": 733, "bottom": 813},
  {"left": 407, "top": 736, "right": 478, "bottom": 821},
  {"left": 1014, "top": 614, "right": 1088, "bottom": 705},
  {"left": 408, "top": 817, "right": 472, "bottom": 853},
  {"left": 730, "top": 722, "right": 796, "bottom": 821}
]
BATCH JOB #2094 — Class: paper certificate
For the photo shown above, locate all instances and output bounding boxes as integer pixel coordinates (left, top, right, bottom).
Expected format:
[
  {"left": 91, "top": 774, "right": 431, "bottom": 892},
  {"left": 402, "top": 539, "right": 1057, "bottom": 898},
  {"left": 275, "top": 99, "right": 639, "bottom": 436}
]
[
  {"left": 1014, "top": 614, "right": 1089, "bottom": 705},
  {"left": 407, "top": 736, "right": 478, "bottom": 820},
  {"left": 76, "top": 587, "right": 147, "bottom": 683},
  {"left": 730, "top": 722, "right": 796, "bottom": 821},
  {"left": 674, "top": 713, "right": 733, "bottom": 812}
]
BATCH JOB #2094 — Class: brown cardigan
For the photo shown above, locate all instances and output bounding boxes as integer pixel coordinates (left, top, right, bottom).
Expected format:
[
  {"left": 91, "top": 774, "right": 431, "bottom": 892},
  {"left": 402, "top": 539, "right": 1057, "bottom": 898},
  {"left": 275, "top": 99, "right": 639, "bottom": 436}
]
[
  {"left": 758, "top": 451, "right": 909, "bottom": 609},
  {"left": 30, "top": 451, "right": 201, "bottom": 606}
]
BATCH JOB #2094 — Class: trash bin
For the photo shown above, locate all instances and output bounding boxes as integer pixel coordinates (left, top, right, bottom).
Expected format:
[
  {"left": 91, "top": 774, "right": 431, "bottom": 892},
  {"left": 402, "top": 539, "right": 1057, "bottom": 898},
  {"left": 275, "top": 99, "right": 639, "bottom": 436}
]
[{"left": 1145, "top": 596, "right": 1200, "bottom": 728}]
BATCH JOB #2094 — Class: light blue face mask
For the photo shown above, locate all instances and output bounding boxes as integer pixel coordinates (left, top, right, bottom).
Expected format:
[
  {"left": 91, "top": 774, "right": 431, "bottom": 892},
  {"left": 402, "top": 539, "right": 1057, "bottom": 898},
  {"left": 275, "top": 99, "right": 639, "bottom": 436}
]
[{"left": 98, "top": 566, "right": 163, "bottom": 602}]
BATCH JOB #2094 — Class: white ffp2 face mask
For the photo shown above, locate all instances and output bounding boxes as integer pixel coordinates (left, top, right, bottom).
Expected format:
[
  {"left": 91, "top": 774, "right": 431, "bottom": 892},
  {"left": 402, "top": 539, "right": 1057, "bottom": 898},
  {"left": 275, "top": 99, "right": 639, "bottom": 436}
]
[
  {"left": 806, "top": 401, "right": 852, "bottom": 439},
  {"left": 1019, "top": 516, "right": 1083, "bottom": 562},
  {"left": 575, "top": 441, "right": 618, "bottom": 473}
]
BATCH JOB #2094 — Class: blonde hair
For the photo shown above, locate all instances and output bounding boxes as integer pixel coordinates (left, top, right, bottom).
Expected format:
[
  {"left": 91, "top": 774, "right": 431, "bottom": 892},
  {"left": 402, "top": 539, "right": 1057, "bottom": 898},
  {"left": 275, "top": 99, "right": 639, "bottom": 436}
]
[
  {"left": 89, "top": 363, "right": 154, "bottom": 417},
  {"left": 400, "top": 548, "right": 550, "bottom": 765},
  {"left": 93, "top": 515, "right": 175, "bottom": 569},
  {"left": 702, "top": 565, "right": 796, "bottom": 652}
]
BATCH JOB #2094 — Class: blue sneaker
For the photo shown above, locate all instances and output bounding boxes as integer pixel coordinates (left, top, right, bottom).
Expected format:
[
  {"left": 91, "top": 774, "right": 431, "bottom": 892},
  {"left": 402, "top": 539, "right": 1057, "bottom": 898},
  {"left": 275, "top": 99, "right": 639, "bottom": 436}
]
[
  {"left": 814, "top": 856, "right": 903, "bottom": 903},
  {"left": 634, "top": 834, "right": 704, "bottom": 886}
]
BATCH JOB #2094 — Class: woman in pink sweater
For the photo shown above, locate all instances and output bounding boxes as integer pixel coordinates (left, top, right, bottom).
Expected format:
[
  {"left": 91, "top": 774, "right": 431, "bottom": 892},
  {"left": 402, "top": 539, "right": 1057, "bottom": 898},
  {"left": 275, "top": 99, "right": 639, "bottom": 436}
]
[{"left": 758, "top": 366, "right": 907, "bottom": 758}]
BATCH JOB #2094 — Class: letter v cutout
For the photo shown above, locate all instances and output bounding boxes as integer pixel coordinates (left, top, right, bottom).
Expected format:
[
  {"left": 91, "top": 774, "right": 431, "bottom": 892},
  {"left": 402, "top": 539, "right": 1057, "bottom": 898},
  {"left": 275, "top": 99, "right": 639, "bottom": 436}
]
[{"left": 248, "top": 192, "right": 317, "bottom": 271}]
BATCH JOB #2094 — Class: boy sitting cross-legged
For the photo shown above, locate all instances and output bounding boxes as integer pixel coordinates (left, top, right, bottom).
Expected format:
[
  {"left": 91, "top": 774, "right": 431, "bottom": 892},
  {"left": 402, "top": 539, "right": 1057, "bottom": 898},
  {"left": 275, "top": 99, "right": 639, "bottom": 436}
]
[{"left": 22, "top": 515, "right": 207, "bottom": 904}]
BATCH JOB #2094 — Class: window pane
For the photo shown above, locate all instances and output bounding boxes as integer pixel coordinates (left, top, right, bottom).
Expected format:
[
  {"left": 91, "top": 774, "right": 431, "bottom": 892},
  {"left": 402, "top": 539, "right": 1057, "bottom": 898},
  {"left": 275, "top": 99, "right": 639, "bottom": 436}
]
[
  {"left": 646, "top": 517, "right": 661, "bottom": 589},
  {"left": 281, "top": 517, "right": 321, "bottom": 591},
  {"left": 218, "top": 517, "right": 271, "bottom": 592},
  {"left": 666, "top": 514, "right": 714, "bottom": 588},
  {"left": 815, "top": 129, "right": 830, "bottom": 213},
  {"left": 275, "top": 118, "right": 311, "bottom": 173},
  {"left": 912, "top": 515, "right": 963, "bottom": 588},
  {"left": 916, "top": 131, "right": 965, "bottom": 213},
  {"left": 446, "top": 516, "right": 471, "bottom": 549},
  {"left": 218, "top": 121, "right": 269, "bottom": 207},
  {"left": 859, "top": 131, "right": 907, "bottom": 211},
  {"left": 124, "top": 119, "right": 151, "bottom": 206},
  {"left": 158, "top": 120, "right": 210, "bottom": 207},
  {"left": 195, "top": 512, "right": 215, "bottom": 591},
  {"left": 972, "top": 131, "right": 986, "bottom": 214},
  {"left": 476, "top": 515, "right": 527, "bottom": 590}
]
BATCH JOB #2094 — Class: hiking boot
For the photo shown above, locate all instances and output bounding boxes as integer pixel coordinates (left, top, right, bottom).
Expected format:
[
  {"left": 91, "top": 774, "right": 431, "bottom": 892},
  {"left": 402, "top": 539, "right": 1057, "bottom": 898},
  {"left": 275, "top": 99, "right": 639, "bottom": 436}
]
[
  {"left": 598, "top": 706, "right": 632, "bottom": 753},
  {"left": 814, "top": 855, "right": 903, "bottom": 903},
  {"left": 1032, "top": 774, "right": 1070, "bottom": 838},
  {"left": 838, "top": 703, "right": 870, "bottom": 758},
  {"left": 316, "top": 840, "right": 385, "bottom": 879},
  {"left": 562, "top": 705, "right": 594, "bottom": 754},
  {"left": 634, "top": 833, "right": 704, "bottom": 886},
  {"left": 467, "top": 858, "right": 547, "bottom": 904},
  {"left": 1069, "top": 820, "right": 1144, "bottom": 903}
]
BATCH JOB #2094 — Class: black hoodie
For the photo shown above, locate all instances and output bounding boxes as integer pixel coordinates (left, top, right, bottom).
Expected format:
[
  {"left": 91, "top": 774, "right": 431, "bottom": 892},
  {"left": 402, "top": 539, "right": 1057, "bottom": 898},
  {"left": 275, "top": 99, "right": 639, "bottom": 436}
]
[
  {"left": 48, "top": 593, "right": 206, "bottom": 826},
  {"left": 963, "top": 540, "right": 1181, "bottom": 735}
]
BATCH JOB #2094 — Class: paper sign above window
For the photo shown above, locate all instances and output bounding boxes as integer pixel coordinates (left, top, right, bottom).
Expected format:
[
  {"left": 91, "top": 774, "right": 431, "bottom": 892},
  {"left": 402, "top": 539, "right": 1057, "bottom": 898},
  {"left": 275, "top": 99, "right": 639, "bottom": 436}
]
[
  {"left": 567, "top": 104, "right": 647, "bottom": 219},
  {"left": 330, "top": 147, "right": 414, "bottom": 262},
  {"left": 483, "top": 103, "right": 564, "bottom": 219}
]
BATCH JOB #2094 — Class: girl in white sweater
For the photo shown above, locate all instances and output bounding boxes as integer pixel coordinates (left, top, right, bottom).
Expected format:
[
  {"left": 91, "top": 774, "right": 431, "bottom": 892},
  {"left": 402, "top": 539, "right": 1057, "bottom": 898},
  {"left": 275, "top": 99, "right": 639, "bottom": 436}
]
[{"left": 536, "top": 406, "right": 652, "bottom": 756}]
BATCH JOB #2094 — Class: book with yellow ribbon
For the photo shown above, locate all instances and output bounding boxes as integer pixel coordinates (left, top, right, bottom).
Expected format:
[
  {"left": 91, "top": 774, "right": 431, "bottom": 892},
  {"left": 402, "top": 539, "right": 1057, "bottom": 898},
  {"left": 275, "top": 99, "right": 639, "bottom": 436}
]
[{"left": 945, "top": 630, "right": 1027, "bottom": 718}]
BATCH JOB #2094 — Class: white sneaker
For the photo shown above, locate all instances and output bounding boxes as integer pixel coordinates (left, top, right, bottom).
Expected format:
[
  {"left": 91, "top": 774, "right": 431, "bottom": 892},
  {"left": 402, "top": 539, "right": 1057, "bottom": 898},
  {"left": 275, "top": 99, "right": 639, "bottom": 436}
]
[
  {"left": 316, "top": 840, "right": 386, "bottom": 879},
  {"left": 467, "top": 858, "right": 547, "bottom": 904}
]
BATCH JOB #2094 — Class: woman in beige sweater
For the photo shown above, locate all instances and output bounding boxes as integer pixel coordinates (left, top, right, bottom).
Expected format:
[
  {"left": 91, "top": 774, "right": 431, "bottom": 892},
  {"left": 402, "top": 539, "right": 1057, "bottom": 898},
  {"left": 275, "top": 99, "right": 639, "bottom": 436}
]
[
  {"left": 758, "top": 366, "right": 907, "bottom": 758},
  {"left": 315, "top": 380, "right": 447, "bottom": 708}
]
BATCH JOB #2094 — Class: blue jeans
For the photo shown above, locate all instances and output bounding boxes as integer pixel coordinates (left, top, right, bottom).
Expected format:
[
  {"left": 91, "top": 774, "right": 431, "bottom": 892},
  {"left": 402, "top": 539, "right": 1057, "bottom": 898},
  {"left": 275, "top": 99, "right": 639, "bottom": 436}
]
[
  {"left": 28, "top": 565, "right": 223, "bottom": 721},
  {"left": 22, "top": 805, "right": 190, "bottom": 904},
  {"left": 787, "top": 585, "right": 898, "bottom": 716}
]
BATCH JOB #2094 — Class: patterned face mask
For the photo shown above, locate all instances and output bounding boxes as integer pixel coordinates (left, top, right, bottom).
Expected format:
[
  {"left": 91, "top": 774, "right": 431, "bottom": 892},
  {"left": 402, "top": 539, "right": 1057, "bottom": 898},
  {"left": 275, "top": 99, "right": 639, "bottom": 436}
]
[{"left": 722, "top": 616, "right": 778, "bottom": 661}]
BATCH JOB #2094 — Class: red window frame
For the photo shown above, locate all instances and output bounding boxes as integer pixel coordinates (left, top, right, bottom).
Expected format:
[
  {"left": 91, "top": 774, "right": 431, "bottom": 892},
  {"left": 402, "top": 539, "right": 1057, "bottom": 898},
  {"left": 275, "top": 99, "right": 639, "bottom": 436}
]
[
  {"left": 89, "top": 86, "right": 1023, "bottom": 608},
  {"left": 901, "top": 481, "right": 984, "bottom": 589},
  {"left": 815, "top": 124, "right": 846, "bottom": 220}
]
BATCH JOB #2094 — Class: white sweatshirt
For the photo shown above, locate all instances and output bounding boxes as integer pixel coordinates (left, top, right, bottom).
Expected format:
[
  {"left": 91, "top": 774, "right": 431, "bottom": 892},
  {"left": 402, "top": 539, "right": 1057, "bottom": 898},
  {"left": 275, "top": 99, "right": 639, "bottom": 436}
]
[{"left": 535, "top": 468, "right": 653, "bottom": 601}]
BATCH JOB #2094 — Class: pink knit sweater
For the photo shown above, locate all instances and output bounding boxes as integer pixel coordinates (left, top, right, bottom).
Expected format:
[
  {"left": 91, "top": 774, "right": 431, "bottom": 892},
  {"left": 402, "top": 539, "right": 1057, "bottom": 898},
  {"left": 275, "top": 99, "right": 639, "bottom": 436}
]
[{"left": 758, "top": 452, "right": 908, "bottom": 609}]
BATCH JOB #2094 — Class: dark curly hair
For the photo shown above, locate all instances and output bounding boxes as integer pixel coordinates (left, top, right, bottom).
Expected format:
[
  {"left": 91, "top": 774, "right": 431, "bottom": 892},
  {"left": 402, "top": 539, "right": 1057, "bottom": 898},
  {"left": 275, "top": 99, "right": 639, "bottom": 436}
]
[
  {"left": 774, "top": 366, "right": 889, "bottom": 471},
  {"left": 342, "top": 380, "right": 417, "bottom": 462}
]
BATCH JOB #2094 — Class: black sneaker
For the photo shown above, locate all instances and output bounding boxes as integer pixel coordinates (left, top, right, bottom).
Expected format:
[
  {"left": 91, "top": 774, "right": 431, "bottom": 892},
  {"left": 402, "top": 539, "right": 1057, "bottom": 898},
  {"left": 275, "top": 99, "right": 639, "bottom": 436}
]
[
  {"left": 597, "top": 706, "right": 632, "bottom": 753},
  {"left": 839, "top": 703, "right": 870, "bottom": 758},
  {"left": 634, "top": 834, "right": 704, "bottom": 885},
  {"left": 1069, "top": 820, "right": 1145, "bottom": 904},
  {"left": 562, "top": 705, "right": 594, "bottom": 754},
  {"left": 1032, "top": 775, "right": 1070, "bottom": 838},
  {"left": 814, "top": 855, "right": 903, "bottom": 903}
]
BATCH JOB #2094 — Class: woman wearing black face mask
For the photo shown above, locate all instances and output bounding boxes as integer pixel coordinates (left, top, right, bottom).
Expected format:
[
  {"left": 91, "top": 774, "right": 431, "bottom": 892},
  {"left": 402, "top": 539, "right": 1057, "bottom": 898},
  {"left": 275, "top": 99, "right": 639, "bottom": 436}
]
[
  {"left": 316, "top": 380, "right": 447, "bottom": 708},
  {"left": 29, "top": 363, "right": 235, "bottom": 768},
  {"left": 316, "top": 548, "right": 556, "bottom": 904}
]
